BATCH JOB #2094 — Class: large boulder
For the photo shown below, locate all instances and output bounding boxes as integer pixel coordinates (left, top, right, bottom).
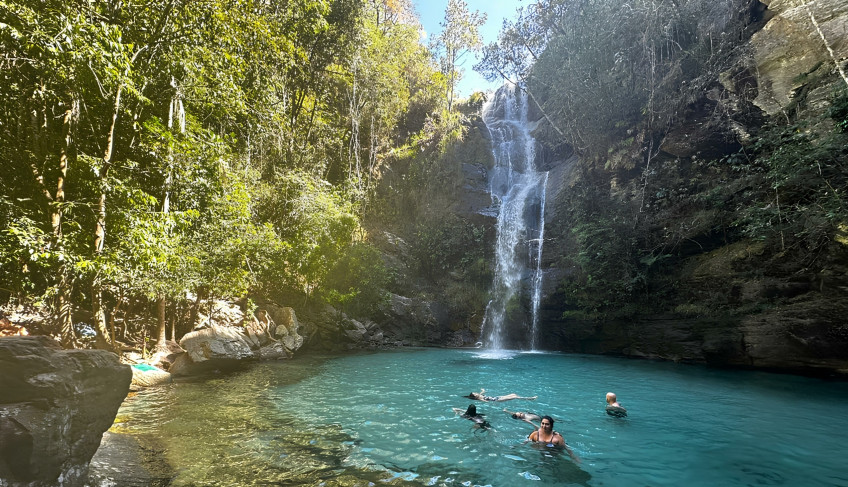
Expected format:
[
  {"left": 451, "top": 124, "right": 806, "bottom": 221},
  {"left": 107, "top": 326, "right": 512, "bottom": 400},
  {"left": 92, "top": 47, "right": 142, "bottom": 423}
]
[
  {"left": 0, "top": 336, "right": 131, "bottom": 487},
  {"left": 169, "top": 325, "right": 257, "bottom": 377},
  {"left": 167, "top": 303, "right": 306, "bottom": 376},
  {"left": 262, "top": 305, "right": 305, "bottom": 353},
  {"left": 147, "top": 339, "right": 184, "bottom": 372},
  {"left": 194, "top": 299, "right": 244, "bottom": 329}
]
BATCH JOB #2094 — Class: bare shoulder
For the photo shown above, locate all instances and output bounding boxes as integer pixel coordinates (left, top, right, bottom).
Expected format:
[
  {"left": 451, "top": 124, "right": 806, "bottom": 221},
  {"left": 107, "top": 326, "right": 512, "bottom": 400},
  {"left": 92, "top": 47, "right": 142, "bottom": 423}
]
[{"left": 606, "top": 405, "right": 628, "bottom": 418}]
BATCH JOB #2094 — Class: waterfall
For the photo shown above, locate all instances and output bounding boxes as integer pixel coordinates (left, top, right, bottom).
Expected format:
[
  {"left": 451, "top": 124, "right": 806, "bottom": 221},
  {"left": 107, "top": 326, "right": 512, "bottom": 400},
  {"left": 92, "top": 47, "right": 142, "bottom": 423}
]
[{"left": 480, "top": 84, "right": 548, "bottom": 351}]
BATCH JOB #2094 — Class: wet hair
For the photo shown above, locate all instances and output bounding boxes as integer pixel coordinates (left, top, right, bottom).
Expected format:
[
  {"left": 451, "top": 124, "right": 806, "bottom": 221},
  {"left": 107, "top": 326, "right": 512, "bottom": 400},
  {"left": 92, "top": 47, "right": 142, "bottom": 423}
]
[
  {"left": 464, "top": 404, "right": 477, "bottom": 417},
  {"left": 511, "top": 413, "right": 520, "bottom": 419},
  {"left": 540, "top": 415, "right": 554, "bottom": 427},
  {"left": 465, "top": 392, "right": 478, "bottom": 399}
]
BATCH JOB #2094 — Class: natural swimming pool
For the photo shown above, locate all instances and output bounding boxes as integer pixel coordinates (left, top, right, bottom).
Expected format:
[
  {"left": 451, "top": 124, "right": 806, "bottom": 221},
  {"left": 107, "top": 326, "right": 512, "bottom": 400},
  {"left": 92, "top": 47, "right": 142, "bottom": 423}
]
[{"left": 95, "top": 348, "right": 848, "bottom": 486}]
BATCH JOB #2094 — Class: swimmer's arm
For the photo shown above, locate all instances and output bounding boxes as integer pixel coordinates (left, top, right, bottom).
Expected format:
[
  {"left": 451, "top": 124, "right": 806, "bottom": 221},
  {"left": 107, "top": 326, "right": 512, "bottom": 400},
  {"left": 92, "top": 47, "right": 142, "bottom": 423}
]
[{"left": 564, "top": 443, "right": 581, "bottom": 463}]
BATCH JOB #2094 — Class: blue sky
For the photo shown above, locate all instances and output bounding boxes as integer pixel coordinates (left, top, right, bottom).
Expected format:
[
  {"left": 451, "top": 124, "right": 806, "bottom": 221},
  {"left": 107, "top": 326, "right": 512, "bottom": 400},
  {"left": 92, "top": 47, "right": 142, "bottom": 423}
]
[{"left": 412, "top": 0, "right": 526, "bottom": 97}]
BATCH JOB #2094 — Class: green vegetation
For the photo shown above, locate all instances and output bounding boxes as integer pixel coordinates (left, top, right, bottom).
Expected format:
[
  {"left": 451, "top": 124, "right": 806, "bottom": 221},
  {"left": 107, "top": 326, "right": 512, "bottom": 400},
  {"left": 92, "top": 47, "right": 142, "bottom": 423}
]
[
  {"left": 555, "top": 93, "right": 848, "bottom": 318},
  {"left": 735, "top": 89, "right": 848, "bottom": 248},
  {"left": 0, "top": 0, "right": 455, "bottom": 348},
  {"left": 432, "top": 0, "right": 486, "bottom": 111},
  {"left": 5, "top": 0, "right": 843, "bottom": 348},
  {"left": 478, "top": 0, "right": 758, "bottom": 160}
]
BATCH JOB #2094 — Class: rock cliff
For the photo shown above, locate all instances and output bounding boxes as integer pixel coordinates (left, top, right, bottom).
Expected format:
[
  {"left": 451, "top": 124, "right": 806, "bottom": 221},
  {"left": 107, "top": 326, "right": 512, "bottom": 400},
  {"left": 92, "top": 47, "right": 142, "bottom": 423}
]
[
  {"left": 532, "top": 0, "right": 848, "bottom": 376},
  {"left": 0, "top": 336, "right": 131, "bottom": 486}
]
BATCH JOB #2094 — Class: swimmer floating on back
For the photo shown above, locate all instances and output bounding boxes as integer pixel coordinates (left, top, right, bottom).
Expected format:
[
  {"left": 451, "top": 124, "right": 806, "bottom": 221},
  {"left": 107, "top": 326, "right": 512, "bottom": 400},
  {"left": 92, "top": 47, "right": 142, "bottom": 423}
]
[
  {"left": 503, "top": 408, "right": 542, "bottom": 428},
  {"left": 465, "top": 388, "right": 537, "bottom": 402}
]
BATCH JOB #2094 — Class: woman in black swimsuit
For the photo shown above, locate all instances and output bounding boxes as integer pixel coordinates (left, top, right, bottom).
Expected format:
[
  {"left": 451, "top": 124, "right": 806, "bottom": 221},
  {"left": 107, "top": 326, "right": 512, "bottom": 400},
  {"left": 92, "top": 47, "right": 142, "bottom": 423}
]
[
  {"left": 527, "top": 416, "right": 580, "bottom": 462},
  {"left": 452, "top": 404, "right": 491, "bottom": 430}
]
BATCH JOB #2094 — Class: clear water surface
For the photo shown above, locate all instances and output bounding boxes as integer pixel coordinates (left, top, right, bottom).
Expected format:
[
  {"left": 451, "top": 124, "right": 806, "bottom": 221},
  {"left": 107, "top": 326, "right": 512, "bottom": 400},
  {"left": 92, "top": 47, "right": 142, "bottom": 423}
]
[{"left": 104, "top": 348, "right": 848, "bottom": 486}]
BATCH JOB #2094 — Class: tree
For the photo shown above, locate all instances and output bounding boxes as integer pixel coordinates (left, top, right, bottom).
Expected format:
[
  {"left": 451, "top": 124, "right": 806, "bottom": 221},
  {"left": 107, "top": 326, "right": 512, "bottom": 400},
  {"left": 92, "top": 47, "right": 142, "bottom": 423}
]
[
  {"left": 434, "top": 0, "right": 486, "bottom": 111},
  {"left": 0, "top": 0, "right": 447, "bottom": 349}
]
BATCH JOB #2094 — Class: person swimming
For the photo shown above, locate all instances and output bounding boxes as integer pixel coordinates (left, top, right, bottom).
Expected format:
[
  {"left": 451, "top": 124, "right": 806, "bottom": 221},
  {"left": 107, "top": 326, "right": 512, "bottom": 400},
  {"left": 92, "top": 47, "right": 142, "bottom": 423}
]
[
  {"left": 503, "top": 408, "right": 542, "bottom": 428},
  {"left": 452, "top": 404, "right": 491, "bottom": 430},
  {"left": 465, "top": 388, "right": 537, "bottom": 402},
  {"left": 605, "top": 392, "right": 628, "bottom": 417},
  {"left": 527, "top": 415, "right": 580, "bottom": 462}
]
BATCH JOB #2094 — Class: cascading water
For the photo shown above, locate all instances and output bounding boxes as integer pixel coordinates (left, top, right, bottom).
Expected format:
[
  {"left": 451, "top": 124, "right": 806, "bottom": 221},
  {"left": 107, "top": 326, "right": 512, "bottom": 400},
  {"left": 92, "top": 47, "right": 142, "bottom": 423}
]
[{"left": 480, "top": 84, "right": 548, "bottom": 351}]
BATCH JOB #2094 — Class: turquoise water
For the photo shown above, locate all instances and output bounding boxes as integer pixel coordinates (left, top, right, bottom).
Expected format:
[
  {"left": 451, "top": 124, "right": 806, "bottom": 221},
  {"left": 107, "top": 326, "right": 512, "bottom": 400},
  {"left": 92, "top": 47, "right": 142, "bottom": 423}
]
[{"left": 107, "top": 348, "right": 848, "bottom": 486}]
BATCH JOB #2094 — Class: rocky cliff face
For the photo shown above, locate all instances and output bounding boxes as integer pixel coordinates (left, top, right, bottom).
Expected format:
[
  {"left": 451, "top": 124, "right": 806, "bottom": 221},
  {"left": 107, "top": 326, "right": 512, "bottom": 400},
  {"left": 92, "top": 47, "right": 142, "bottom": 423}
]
[
  {"left": 751, "top": 0, "right": 848, "bottom": 117},
  {"left": 533, "top": 0, "right": 848, "bottom": 377},
  {"left": 365, "top": 105, "right": 496, "bottom": 348},
  {"left": 0, "top": 336, "right": 131, "bottom": 486}
]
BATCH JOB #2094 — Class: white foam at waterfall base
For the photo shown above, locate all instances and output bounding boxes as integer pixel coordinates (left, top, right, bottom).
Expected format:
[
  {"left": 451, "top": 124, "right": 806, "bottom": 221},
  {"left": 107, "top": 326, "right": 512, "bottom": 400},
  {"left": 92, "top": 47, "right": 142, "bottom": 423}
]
[{"left": 472, "top": 349, "right": 519, "bottom": 360}]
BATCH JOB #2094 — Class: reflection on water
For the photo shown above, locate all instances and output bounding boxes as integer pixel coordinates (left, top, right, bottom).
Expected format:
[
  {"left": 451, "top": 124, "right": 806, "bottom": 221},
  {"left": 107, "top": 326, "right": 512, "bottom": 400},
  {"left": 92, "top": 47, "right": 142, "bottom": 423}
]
[{"left": 92, "top": 349, "right": 848, "bottom": 486}]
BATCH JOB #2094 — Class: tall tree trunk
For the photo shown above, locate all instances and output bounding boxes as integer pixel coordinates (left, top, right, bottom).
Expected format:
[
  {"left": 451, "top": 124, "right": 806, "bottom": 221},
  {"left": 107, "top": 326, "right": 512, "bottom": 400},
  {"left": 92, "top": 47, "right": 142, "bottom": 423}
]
[
  {"left": 189, "top": 287, "right": 204, "bottom": 331},
  {"left": 91, "top": 282, "right": 112, "bottom": 350},
  {"left": 57, "top": 272, "right": 75, "bottom": 348},
  {"left": 52, "top": 104, "right": 74, "bottom": 241},
  {"left": 109, "top": 303, "right": 117, "bottom": 348},
  {"left": 54, "top": 102, "right": 77, "bottom": 347},
  {"left": 169, "top": 305, "right": 177, "bottom": 342},
  {"left": 156, "top": 295, "right": 167, "bottom": 348},
  {"left": 92, "top": 83, "right": 124, "bottom": 351}
]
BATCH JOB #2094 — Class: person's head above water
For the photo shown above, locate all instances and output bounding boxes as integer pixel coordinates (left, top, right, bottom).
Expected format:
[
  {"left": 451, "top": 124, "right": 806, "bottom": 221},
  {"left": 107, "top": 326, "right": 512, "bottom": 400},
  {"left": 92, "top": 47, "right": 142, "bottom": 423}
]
[
  {"left": 606, "top": 392, "right": 617, "bottom": 404},
  {"left": 464, "top": 404, "right": 478, "bottom": 417},
  {"left": 465, "top": 392, "right": 480, "bottom": 399},
  {"left": 540, "top": 416, "right": 554, "bottom": 428},
  {"left": 511, "top": 412, "right": 523, "bottom": 419}
]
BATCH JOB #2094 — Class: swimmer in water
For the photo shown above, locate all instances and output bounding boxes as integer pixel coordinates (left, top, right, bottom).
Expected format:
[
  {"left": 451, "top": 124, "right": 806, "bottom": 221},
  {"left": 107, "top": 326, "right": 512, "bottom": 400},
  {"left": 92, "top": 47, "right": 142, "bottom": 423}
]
[
  {"left": 503, "top": 408, "right": 542, "bottom": 428},
  {"left": 605, "top": 392, "right": 628, "bottom": 417},
  {"left": 452, "top": 404, "right": 491, "bottom": 431},
  {"left": 527, "top": 416, "right": 579, "bottom": 462},
  {"left": 465, "top": 388, "right": 537, "bottom": 402}
]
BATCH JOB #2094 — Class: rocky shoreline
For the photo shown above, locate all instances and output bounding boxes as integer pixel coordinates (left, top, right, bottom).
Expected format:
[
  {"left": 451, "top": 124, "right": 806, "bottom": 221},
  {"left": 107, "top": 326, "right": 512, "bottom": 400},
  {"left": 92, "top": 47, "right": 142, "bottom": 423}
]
[{"left": 86, "top": 432, "right": 173, "bottom": 487}]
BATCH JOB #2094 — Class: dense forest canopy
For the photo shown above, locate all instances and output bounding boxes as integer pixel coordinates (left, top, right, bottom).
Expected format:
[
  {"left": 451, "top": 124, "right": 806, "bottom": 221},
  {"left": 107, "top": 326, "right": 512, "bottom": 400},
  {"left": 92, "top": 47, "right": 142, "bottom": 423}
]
[{"left": 0, "top": 0, "right": 462, "bottom": 348}]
